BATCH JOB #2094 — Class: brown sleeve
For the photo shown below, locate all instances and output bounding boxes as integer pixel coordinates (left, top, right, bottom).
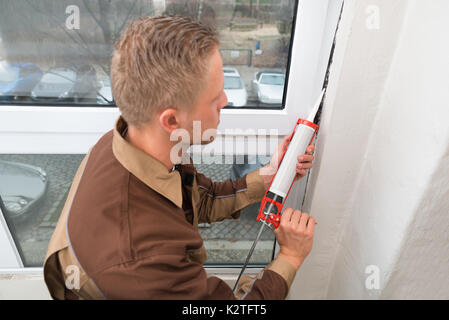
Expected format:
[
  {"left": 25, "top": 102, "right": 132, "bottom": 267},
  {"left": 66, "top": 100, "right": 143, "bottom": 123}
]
[
  {"left": 91, "top": 252, "right": 289, "bottom": 300},
  {"left": 235, "top": 255, "right": 297, "bottom": 299},
  {"left": 195, "top": 168, "right": 266, "bottom": 224}
]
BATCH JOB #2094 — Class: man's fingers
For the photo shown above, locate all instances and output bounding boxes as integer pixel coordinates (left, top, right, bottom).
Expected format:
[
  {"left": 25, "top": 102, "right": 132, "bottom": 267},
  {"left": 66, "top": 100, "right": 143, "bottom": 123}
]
[
  {"left": 305, "top": 217, "right": 317, "bottom": 237},
  {"left": 280, "top": 135, "right": 290, "bottom": 151},
  {"left": 281, "top": 209, "right": 317, "bottom": 230},
  {"left": 296, "top": 170, "right": 306, "bottom": 178},
  {"left": 290, "top": 210, "right": 302, "bottom": 226},
  {"left": 297, "top": 162, "right": 313, "bottom": 170},
  {"left": 306, "top": 216, "right": 316, "bottom": 234},
  {"left": 298, "top": 212, "right": 309, "bottom": 231},
  {"left": 281, "top": 208, "right": 293, "bottom": 226},
  {"left": 307, "top": 145, "right": 315, "bottom": 154},
  {"left": 297, "top": 154, "right": 314, "bottom": 163}
]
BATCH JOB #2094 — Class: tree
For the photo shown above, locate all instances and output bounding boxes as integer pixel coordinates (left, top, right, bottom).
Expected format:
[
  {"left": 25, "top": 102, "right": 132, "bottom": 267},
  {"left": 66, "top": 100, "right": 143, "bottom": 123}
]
[{"left": 0, "top": 0, "right": 155, "bottom": 76}]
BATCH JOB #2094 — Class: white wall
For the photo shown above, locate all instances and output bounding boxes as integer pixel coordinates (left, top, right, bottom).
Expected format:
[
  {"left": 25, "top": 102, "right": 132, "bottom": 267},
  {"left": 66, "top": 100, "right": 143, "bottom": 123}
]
[
  {"left": 290, "top": 0, "right": 449, "bottom": 299},
  {"left": 375, "top": 0, "right": 449, "bottom": 299}
]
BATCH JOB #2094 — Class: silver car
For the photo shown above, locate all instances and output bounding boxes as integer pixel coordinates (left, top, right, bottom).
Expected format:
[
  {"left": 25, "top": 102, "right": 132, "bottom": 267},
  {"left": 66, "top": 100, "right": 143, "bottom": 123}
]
[
  {"left": 223, "top": 67, "right": 247, "bottom": 107},
  {"left": 31, "top": 65, "right": 98, "bottom": 103},
  {"left": 253, "top": 71, "right": 285, "bottom": 105}
]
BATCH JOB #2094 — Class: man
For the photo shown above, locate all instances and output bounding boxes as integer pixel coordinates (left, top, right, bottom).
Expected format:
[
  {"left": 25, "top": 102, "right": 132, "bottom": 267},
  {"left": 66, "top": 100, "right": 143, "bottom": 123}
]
[{"left": 43, "top": 16, "right": 316, "bottom": 300}]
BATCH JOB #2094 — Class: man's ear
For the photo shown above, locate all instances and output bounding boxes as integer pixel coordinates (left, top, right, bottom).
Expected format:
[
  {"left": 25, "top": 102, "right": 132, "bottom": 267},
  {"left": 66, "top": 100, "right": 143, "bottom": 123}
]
[{"left": 158, "top": 108, "right": 180, "bottom": 134}]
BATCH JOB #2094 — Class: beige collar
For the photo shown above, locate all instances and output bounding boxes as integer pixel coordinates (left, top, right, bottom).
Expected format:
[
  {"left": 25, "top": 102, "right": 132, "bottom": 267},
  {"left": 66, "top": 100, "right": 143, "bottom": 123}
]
[{"left": 112, "top": 116, "right": 183, "bottom": 208}]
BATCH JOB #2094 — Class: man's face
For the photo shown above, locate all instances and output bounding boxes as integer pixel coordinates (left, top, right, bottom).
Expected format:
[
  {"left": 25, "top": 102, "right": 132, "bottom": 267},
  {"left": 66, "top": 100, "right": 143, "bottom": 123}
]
[{"left": 183, "top": 47, "right": 228, "bottom": 145}]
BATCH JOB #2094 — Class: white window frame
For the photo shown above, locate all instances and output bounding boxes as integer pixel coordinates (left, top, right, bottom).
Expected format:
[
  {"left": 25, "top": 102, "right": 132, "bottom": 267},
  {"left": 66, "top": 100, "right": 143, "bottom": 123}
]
[
  {"left": 0, "top": 0, "right": 343, "bottom": 278},
  {"left": 0, "top": 206, "right": 23, "bottom": 268}
]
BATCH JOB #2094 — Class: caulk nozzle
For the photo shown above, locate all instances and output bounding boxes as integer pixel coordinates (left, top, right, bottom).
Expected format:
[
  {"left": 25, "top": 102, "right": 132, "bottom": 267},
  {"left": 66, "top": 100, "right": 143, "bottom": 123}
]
[{"left": 306, "top": 89, "right": 326, "bottom": 123}]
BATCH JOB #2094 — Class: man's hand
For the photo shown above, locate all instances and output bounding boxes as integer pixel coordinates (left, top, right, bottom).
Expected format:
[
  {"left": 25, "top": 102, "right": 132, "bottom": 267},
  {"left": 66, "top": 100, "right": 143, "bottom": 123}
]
[
  {"left": 274, "top": 208, "right": 315, "bottom": 270},
  {"left": 261, "top": 135, "right": 315, "bottom": 190}
]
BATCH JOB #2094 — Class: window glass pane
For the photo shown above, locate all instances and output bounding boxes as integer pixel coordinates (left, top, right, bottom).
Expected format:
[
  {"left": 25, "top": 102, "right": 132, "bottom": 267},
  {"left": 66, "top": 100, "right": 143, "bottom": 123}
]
[
  {"left": 0, "top": 0, "right": 296, "bottom": 108},
  {"left": 224, "top": 76, "right": 243, "bottom": 90},
  {"left": 0, "top": 155, "right": 84, "bottom": 267},
  {"left": 195, "top": 155, "right": 276, "bottom": 265},
  {"left": 0, "top": 154, "right": 276, "bottom": 267}
]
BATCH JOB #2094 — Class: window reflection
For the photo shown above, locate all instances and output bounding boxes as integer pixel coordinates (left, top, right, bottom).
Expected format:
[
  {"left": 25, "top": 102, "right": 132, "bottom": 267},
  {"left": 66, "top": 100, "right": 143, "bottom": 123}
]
[
  {"left": 252, "top": 71, "right": 285, "bottom": 105},
  {"left": 0, "top": 0, "right": 295, "bottom": 108},
  {"left": 195, "top": 154, "right": 275, "bottom": 265},
  {"left": 0, "top": 155, "right": 84, "bottom": 267},
  {"left": 0, "top": 154, "right": 277, "bottom": 266}
]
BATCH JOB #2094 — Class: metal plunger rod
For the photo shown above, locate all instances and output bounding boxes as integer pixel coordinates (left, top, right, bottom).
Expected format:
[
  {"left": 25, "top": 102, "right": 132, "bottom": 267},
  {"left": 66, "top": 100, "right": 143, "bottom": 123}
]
[
  {"left": 233, "top": 202, "right": 275, "bottom": 293},
  {"left": 232, "top": 222, "right": 265, "bottom": 293}
]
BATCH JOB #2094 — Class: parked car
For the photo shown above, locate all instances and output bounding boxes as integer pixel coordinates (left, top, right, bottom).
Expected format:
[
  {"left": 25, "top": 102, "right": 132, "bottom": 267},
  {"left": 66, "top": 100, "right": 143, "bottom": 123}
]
[
  {"left": 0, "top": 61, "right": 43, "bottom": 101},
  {"left": 223, "top": 67, "right": 247, "bottom": 107},
  {"left": 0, "top": 160, "right": 48, "bottom": 221},
  {"left": 252, "top": 71, "right": 285, "bottom": 104},
  {"left": 31, "top": 65, "right": 98, "bottom": 103}
]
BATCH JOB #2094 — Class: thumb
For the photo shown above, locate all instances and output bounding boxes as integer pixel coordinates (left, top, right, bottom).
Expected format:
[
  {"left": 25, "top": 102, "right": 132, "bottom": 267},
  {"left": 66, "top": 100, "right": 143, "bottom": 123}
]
[
  {"left": 279, "top": 135, "right": 290, "bottom": 153},
  {"left": 271, "top": 136, "right": 290, "bottom": 168}
]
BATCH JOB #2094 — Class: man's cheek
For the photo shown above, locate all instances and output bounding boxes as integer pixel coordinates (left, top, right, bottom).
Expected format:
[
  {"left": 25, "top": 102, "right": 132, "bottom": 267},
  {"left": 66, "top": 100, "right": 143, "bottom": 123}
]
[{"left": 201, "top": 127, "right": 218, "bottom": 145}]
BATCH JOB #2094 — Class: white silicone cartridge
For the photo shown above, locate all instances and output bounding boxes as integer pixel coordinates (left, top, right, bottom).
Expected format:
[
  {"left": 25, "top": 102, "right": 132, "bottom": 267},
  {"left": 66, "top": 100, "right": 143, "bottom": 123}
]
[
  {"left": 268, "top": 120, "right": 317, "bottom": 198},
  {"left": 267, "top": 89, "right": 324, "bottom": 199}
]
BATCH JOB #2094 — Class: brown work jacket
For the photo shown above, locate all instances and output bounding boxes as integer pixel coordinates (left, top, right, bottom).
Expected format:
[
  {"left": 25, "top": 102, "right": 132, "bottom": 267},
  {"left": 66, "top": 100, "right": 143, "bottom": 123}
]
[{"left": 43, "top": 116, "right": 296, "bottom": 300}]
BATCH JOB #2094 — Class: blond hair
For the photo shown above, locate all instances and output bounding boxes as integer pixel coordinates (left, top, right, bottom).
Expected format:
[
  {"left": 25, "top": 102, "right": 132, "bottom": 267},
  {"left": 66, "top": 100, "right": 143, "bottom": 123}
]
[{"left": 111, "top": 16, "right": 220, "bottom": 127}]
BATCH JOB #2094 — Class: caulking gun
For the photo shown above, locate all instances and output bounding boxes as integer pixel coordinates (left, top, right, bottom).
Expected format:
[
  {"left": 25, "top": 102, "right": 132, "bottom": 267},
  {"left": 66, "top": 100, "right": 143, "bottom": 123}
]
[{"left": 233, "top": 89, "right": 325, "bottom": 293}]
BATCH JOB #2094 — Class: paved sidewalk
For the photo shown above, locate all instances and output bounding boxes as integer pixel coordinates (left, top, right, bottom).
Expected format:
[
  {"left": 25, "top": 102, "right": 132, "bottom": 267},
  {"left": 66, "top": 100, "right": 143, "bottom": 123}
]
[{"left": 194, "top": 160, "right": 275, "bottom": 242}]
